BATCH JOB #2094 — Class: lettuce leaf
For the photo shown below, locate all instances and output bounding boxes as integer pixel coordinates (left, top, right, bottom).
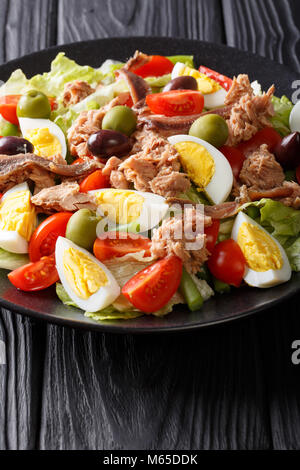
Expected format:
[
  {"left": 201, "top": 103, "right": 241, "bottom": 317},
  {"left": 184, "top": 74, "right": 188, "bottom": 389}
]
[
  {"left": 286, "top": 238, "right": 300, "bottom": 271},
  {"left": 0, "top": 53, "right": 113, "bottom": 102},
  {"left": 270, "top": 95, "right": 293, "bottom": 136},
  {"left": 167, "top": 55, "right": 194, "bottom": 68},
  {"left": 0, "top": 248, "right": 29, "bottom": 270},
  {"left": 29, "top": 52, "right": 105, "bottom": 99}
]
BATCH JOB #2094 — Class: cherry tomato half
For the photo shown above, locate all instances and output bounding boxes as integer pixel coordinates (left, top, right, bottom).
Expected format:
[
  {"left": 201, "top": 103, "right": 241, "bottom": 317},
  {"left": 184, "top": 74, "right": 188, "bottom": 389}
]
[
  {"left": 134, "top": 55, "right": 174, "bottom": 78},
  {"left": 79, "top": 169, "right": 110, "bottom": 192},
  {"left": 146, "top": 90, "right": 204, "bottom": 117},
  {"left": 94, "top": 232, "right": 152, "bottom": 262},
  {"left": 8, "top": 254, "right": 58, "bottom": 292},
  {"left": 220, "top": 145, "right": 246, "bottom": 179},
  {"left": 237, "top": 127, "right": 282, "bottom": 155},
  {"left": 205, "top": 219, "right": 220, "bottom": 254},
  {"left": 29, "top": 212, "right": 72, "bottom": 262},
  {"left": 207, "top": 239, "right": 246, "bottom": 287},
  {"left": 199, "top": 65, "right": 233, "bottom": 91},
  {"left": 122, "top": 256, "right": 183, "bottom": 313}
]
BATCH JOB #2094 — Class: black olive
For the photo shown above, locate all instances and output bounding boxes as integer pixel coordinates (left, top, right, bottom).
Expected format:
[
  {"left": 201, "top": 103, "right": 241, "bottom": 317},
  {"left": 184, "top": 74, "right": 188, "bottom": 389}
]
[
  {"left": 87, "top": 130, "right": 132, "bottom": 159},
  {"left": 274, "top": 132, "right": 300, "bottom": 169},
  {"left": 0, "top": 136, "right": 34, "bottom": 155},
  {"left": 163, "top": 76, "right": 198, "bottom": 92}
]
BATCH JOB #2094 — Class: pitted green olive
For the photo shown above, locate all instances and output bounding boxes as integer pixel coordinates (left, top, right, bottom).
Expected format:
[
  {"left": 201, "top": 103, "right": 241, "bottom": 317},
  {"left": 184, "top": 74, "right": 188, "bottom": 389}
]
[
  {"left": 102, "top": 105, "right": 137, "bottom": 136},
  {"left": 189, "top": 114, "right": 229, "bottom": 148},
  {"left": 17, "top": 90, "right": 51, "bottom": 119},
  {"left": 65, "top": 209, "right": 101, "bottom": 251}
]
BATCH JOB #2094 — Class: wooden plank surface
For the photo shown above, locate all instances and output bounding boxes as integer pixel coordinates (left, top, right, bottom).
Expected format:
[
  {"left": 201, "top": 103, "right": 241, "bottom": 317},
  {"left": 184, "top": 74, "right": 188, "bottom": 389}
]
[{"left": 0, "top": 0, "right": 300, "bottom": 450}]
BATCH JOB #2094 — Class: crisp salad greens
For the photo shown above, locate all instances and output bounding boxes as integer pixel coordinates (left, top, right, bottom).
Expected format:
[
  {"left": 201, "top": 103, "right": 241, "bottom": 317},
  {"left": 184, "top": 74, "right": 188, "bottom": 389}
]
[
  {"left": 271, "top": 95, "right": 293, "bottom": 136},
  {"left": 0, "top": 248, "right": 29, "bottom": 270}
]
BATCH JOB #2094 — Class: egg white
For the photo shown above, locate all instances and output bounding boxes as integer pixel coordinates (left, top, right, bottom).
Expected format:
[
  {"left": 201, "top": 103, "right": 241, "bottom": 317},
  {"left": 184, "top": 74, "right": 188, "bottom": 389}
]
[
  {"left": 89, "top": 189, "right": 169, "bottom": 234},
  {"left": 168, "top": 134, "right": 233, "bottom": 205},
  {"left": 289, "top": 100, "right": 300, "bottom": 133},
  {"left": 231, "top": 212, "right": 291, "bottom": 288},
  {"left": 19, "top": 117, "right": 67, "bottom": 159},
  {"left": 0, "top": 182, "right": 35, "bottom": 254},
  {"left": 55, "top": 237, "right": 120, "bottom": 312},
  {"left": 171, "top": 62, "right": 226, "bottom": 109}
]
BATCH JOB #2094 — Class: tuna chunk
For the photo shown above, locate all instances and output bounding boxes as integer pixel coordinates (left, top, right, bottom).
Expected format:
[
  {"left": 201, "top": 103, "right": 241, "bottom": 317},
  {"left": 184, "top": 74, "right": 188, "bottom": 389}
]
[
  {"left": 225, "top": 74, "right": 275, "bottom": 146},
  {"left": 103, "top": 130, "right": 190, "bottom": 197},
  {"left": 67, "top": 92, "right": 131, "bottom": 158},
  {"left": 239, "top": 144, "right": 285, "bottom": 190},
  {"left": 63, "top": 80, "right": 95, "bottom": 107},
  {"left": 279, "top": 181, "right": 300, "bottom": 209},
  {"left": 31, "top": 181, "right": 96, "bottom": 213},
  {"left": 151, "top": 208, "right": 212, "bottom": 274}
]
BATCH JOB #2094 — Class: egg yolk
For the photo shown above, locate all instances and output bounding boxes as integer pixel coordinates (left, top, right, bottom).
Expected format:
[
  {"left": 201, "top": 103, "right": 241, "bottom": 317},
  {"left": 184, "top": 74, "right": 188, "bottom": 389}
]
[
  {"left": 63, "top": 247, "right": 108, "bottom": 299},
  {"left": 95, "top": 189, "right": 144, "bottom": 225},
  {"left": 178, "top": 66, "right": 221, "bottom": 94},
  {"left": 25, "top": 128, "right": 62, "bottom": 158},
  {"left": 174, "top": 141, "right": 215, "bottom": 189},
  {"left": 237, "top": 222, "right": 283, "bottom": 272},
  {"left": 0, "top": 190, "right": 35, "bottom": 241}
]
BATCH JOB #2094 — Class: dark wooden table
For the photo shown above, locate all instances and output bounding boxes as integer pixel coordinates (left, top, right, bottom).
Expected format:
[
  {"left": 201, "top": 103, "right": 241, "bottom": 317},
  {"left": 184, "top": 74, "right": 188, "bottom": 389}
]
[{"left": 0, "top": 0, "right": 300, "bottom": 450}]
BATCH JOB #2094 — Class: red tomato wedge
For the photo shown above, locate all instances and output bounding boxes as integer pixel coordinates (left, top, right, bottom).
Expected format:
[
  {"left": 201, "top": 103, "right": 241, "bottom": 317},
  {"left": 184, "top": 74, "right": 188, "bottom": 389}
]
[
  {"left": 146, "top": 90, "right": 204, "bottom": 116},
  {"left": 0, "top": 95, "right": 20, "bottom": 125},
  {"left": 199, "top": 66, "right": 233, "bottom": 91},
  {"left": 204, "top": 219, "right": 220, "bottom": 254},
  {"left": 220, "top": 145, "right": 246, "bottom": 179},
  {"left": 93, "top": 232, "right": 152, "bottom": 262},
  {"left": 122, "top": 256, "right": 183, "bottom": 313},
  {"left": 296, "top": 165, "right": 300, "bottom": 185},
  {"left": 79, "top": 169, "right": 110, "bottom": 192},
  {"left": 0, "top": 95, "right": 57, "bottom": 126},
  {"left": 237, "top": 127, "right": 282, "bottom": 155},
  {"left": 8, "top": 254, "right": 58, "bottom": 292},
  {"left": 29, "top": 212, "right": 72, "bottom": 262},
  {"left": 207, "top": 239, "right": 246, "bottom": 288},
  {"left": 134, "top": 55, "right": 174, "bottom": 78}
]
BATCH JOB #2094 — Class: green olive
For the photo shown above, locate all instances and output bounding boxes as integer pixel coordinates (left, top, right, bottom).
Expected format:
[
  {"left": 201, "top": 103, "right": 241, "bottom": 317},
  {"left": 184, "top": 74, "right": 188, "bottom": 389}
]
[
  {"left": 17, "top": 90, "right": 51, "bottom": 119},
  {"left": 102, "top": 105, "right": 137, "bottom": 137},
  {"left": 0, "top": 119, "right": 19, "bottom": 137},
  {"left": 189, "top": 114, "right": 229, "bottom": 148},
  {"left": 65, "top": 209, "right": 101, "bottom": 251}
]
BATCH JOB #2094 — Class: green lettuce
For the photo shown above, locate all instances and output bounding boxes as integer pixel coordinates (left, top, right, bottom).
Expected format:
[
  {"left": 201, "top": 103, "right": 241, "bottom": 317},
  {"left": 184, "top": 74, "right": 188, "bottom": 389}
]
[
  {"left": 270, "top": 95, "right": 293, "bottom": 136},
  {"left": 286, "top": 238, "right": 300, "bottom": 271},
  {"left": 167, "top": 55, "right": 194, "bottom": 68},
  {"left": 0, "top": 248, "right": 29, "bottom": 270},
  {"left": 179, "top": 185, "right": 210, "bottom": 205},
  {"left": 0, "top": 53, "right": 106, "bottom": 101}
]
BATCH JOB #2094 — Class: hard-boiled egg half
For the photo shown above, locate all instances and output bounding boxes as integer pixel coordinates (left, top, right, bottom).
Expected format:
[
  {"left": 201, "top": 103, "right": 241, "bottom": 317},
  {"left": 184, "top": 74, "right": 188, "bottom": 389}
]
[
  {"left": 55, "top": 237, "right": 120, "bottom": 312},
  {"left": 231, "top": 212, "right": 291, "bottom": 288},
  {"left": 168, "top": 135, "right": 233, "bottom": 204},
  {"left": 19, "top": 117, "right": 67, "bottom": 160},
  {"left": 0, "top": 182, "right": 36, "bottom": 253},
  {"left": 89, "top": 188, "right": 169, "bottom": 233},
  {"left": 171, "top": 62, "right": 227, "bottom": 109},
  {"left": 289, "top": 100, "right": 300, "bottom": 133}
]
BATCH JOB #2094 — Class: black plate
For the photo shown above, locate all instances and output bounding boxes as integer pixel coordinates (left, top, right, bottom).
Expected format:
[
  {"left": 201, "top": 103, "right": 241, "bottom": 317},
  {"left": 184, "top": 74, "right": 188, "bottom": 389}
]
[{"left": 0, "top": 37, "right": 299, "bottom": 333}]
